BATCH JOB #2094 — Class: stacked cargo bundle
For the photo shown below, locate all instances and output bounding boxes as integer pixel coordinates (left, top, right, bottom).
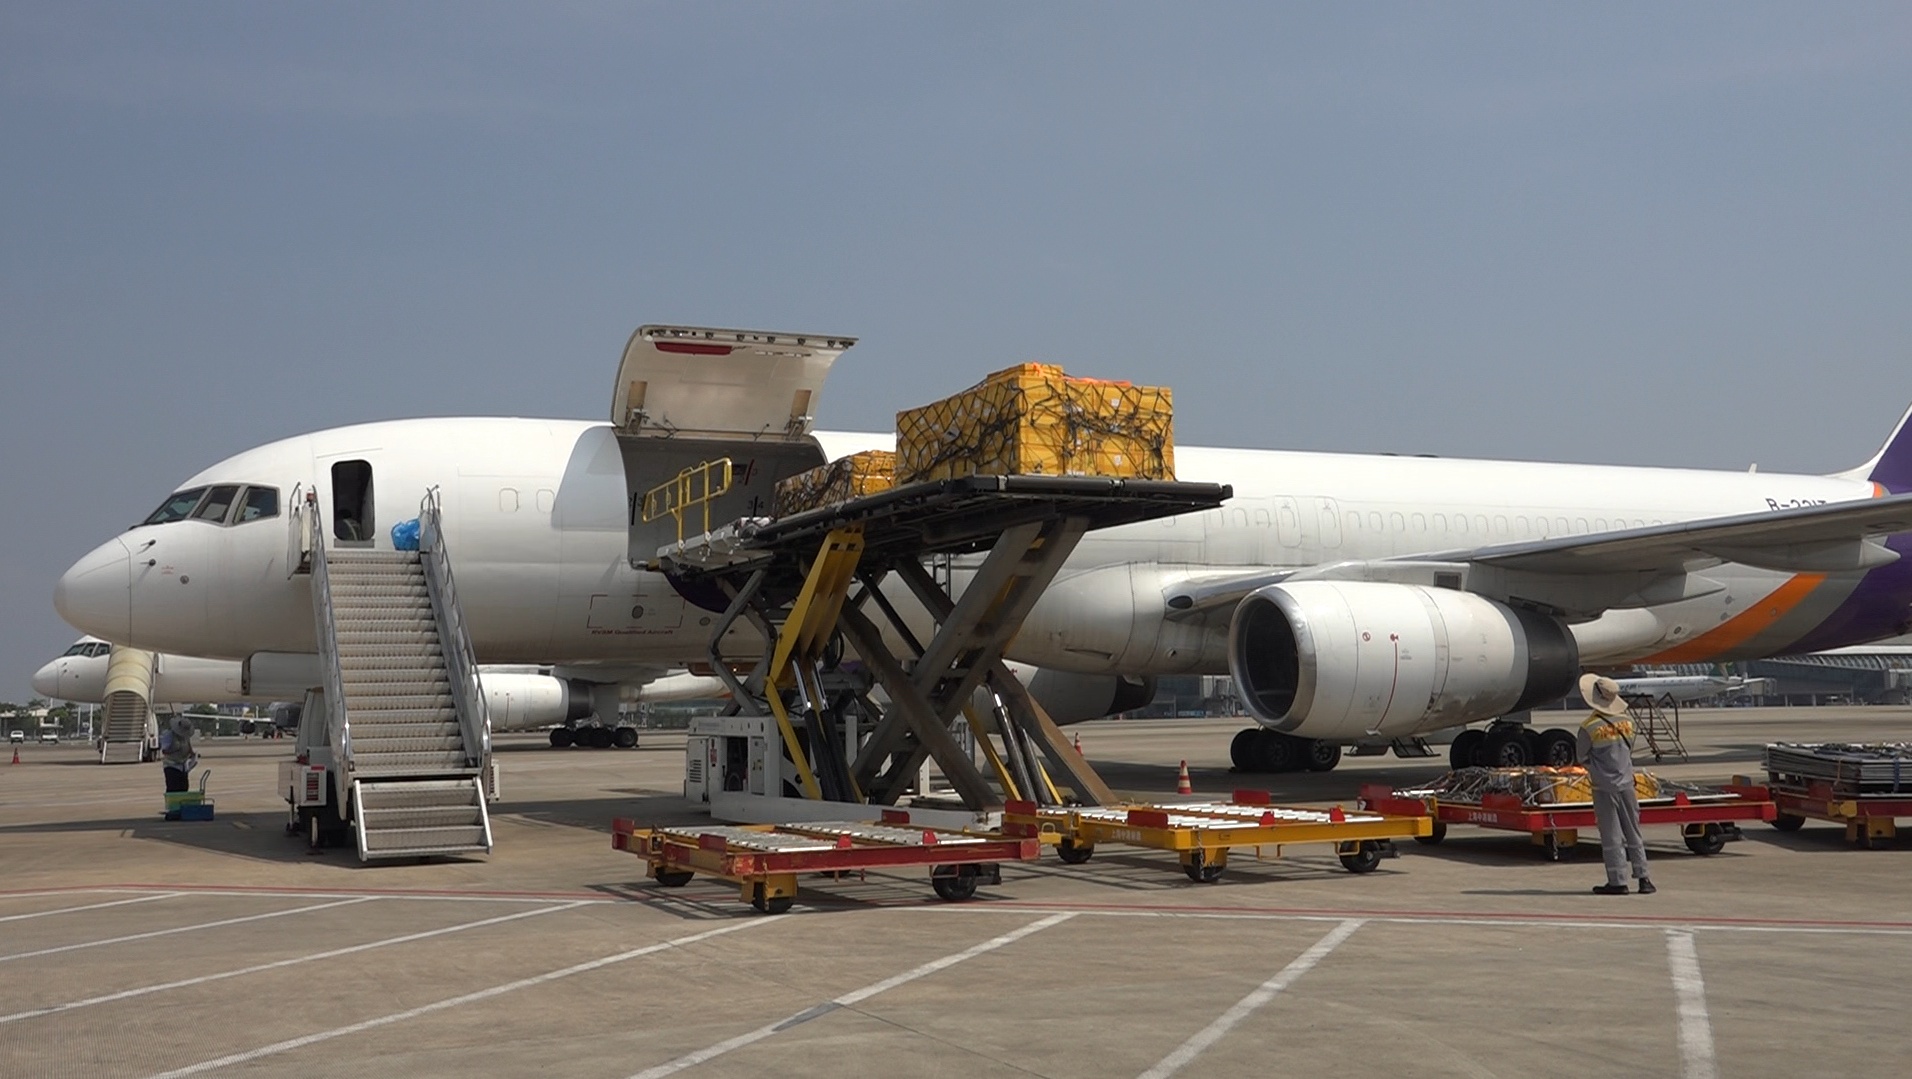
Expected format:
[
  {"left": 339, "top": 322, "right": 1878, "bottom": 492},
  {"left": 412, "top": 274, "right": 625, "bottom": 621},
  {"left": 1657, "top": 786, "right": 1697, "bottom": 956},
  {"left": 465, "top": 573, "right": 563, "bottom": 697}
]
[
  {"left": 772, "top": 450, "right": 897, "bottom": 517},
  {"left": 1764, "top": 742, "right": 1912, "bottom": 796},
  {"left": 1404, "top": 766, "right": 1678, "bottom": 806},
  {"left": 895, "top": 362, "right": 1175, "bottom": 484}
]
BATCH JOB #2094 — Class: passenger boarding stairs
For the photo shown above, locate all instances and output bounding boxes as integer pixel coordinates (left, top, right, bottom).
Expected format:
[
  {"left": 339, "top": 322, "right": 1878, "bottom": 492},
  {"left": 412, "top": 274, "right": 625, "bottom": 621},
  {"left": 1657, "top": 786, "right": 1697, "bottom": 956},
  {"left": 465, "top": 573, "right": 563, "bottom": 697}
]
[
  {"left": 99, "top": 646, "right": 158, "bottom": 763},
  {"left": 302, "top": 489, "right": 493, "bottom": 861}
]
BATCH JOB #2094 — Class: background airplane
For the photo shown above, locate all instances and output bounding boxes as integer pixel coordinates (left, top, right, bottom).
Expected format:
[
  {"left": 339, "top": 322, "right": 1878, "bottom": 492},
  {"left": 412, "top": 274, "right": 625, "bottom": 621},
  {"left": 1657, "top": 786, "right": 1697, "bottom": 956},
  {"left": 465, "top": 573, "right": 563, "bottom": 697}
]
[
  {"left": 32, "top": 635, "right": 725, "bottom": 748},
  {"left": 50, "top": 326, "right": 1912, "bottom": 778}
]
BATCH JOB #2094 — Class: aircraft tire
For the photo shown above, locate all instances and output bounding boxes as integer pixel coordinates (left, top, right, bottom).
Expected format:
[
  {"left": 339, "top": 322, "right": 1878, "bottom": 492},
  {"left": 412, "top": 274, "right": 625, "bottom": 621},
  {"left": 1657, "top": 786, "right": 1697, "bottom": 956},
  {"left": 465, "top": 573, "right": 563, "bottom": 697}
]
[
  {"left": 1482, "top": 726, "right": 1533, "bottom": 767},
  {"left": 549, "top": 727, "right": 575, "bottom": 748},
  {"left": 1229, "top": 728, "right": 1259, "bottom": 770},
  {"left": 613, "top": 726, "right": 639, "bottom": 749},
  {"left": 1304, "top": 740, "right": 1342, "bottom": 772},
  {"left": 1536, "top": 728, "right": 1577, "bottom": 767},
  {"left": 586, "top": 726, "right": 615, "bottom": 749},
  {"left": 1250, "top": 730, "right": 1297, "bottom": 773},
  {"left": 1449, "top": 729, "right": 1485, "bottom": 770}
]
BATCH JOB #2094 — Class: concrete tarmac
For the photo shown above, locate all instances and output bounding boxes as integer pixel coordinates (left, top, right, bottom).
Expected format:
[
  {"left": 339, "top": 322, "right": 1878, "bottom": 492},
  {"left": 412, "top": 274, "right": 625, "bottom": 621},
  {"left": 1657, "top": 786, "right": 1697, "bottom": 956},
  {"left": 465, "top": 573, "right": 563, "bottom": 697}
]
[{"left": 3, "top": 707, "right": 1910, "bottom": 1078}]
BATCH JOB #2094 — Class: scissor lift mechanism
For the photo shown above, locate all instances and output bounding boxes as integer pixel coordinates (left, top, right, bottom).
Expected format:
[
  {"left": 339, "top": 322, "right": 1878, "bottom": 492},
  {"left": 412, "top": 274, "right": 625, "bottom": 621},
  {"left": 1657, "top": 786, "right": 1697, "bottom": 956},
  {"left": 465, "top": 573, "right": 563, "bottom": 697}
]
[{"left": 658, "top": 474, "right": 1233, "bottom": 814}]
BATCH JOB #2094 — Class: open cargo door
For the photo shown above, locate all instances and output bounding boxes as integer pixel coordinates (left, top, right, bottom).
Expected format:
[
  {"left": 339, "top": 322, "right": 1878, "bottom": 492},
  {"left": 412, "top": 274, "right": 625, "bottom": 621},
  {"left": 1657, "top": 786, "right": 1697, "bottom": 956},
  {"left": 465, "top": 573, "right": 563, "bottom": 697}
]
[{"left": 612, "top": 325, "right": 856, "bottom": 442}]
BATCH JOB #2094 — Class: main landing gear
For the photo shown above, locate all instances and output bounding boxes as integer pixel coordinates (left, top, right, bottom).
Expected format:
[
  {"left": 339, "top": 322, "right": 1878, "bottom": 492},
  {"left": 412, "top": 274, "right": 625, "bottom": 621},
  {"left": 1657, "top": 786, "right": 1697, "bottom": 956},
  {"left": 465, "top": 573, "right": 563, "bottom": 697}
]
[
  {"left": 1229, "top": 728, "right": 1342, "bottom": 774},
  {"left": 548, "top": 724, "right": 640, "bottom": 749},
  {"left": 1448, "top": 723, "right": 1578, "bottom": 770}
]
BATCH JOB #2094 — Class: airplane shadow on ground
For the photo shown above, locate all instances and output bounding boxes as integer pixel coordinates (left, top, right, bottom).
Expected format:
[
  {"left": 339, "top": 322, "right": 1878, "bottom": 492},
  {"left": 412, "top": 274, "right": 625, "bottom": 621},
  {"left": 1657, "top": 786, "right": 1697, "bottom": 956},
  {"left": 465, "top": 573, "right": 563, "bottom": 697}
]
[{"left": 0, "top": 809, "right": 370, "bottom": 866}]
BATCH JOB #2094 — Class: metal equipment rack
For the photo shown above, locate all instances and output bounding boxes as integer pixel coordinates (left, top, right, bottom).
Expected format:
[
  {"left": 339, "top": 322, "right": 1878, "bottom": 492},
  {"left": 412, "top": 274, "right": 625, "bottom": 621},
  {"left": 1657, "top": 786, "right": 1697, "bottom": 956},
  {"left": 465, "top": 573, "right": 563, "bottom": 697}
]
[
  {"left": 611, "top": 815, "right": 1040, "bottom": 913},
  {"left": 1358, "top": 781, "right": 1776, "bottom": 859},
  {"left": 1762, "top": 743, "right": 1912, "bottom": 847},
  {"left": 1004, "top": 790, "right": 1434, "bottom": 881},
  {"left": 658, "top": 473, "right": 1232, "bottom": 818}
]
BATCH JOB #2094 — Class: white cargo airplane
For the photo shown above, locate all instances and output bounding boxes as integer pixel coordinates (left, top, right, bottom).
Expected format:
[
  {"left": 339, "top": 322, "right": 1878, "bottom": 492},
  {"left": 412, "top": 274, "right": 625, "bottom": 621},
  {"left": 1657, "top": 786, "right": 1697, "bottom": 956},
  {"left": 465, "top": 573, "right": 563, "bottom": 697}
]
[
  {"left": 30, "top": 636, "right": 725, "bottom": 747},
  {"left": 52, "top": 325, "right": 1912, "bottom": 777},
  {"left": 1608, "top": 667, "right": 1757, "bottom": 705}
]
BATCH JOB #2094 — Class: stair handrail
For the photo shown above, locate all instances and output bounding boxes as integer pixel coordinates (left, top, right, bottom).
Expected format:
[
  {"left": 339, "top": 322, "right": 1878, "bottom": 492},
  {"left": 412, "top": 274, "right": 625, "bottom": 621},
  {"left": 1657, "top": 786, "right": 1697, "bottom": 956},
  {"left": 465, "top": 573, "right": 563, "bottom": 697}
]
[
  {"left": 303, "top": 489, "right": 353, "bottom": 776},
  {"left": 418, "top": 487, "right": 491, "bottom": 767}
]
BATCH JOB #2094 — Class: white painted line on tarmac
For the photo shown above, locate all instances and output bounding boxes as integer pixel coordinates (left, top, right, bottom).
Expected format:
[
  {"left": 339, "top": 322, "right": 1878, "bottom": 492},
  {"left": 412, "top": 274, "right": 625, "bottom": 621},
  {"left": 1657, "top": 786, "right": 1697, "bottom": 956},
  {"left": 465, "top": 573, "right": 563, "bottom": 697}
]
[
  {"left": 914, "top": 904, "right": 1912, "bottom": 936},
  {"left": 1666, "top": 930, "right": 1719, "bottom": 1079},
  {"left": 140, "top": 915, "right": 771, "bottom": 1079},
  {"left": 1136, "top": 918, "right": 1365, "bottom": 1079},
  {"left": 0, "top": 896, "right": 375, "bottom": 962},
  {"left": 0, "top": 899, "right": 584, "bottom": 1027},
  {"left": 626, "top": 911, "right": 1077, "bottom": 1079},
  {"left": 0, "top": 892, "right": 181, "bottom": 924}
]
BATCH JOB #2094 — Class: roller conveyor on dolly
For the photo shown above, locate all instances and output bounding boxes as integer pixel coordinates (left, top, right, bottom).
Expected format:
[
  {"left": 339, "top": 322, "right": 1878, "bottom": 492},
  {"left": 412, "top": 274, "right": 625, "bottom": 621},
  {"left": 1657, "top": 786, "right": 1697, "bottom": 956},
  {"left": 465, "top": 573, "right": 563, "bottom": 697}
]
[
  {"left": 1762, "top": 743, "right": 1912, "bottom": 847},
  {"left": 1005, "top": 789, "right": 1434, "bottom": 881},
  {"left": 1357, "top": 781, "right": 1777, "bottom": 860},
  {"left": 611, "top": 814, "right": 1040, "bottom": 913}
]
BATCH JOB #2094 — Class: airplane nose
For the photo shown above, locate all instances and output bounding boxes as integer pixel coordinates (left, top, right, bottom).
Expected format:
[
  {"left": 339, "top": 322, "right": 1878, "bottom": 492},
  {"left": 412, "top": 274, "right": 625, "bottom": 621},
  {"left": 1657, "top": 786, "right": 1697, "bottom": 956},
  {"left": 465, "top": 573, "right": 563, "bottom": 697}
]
[
  {"left": 30, "top": 661, "right": 61, "bottom": 699},
  {"left": 54, "top": 538, "right": 131, "bottom": 642}
]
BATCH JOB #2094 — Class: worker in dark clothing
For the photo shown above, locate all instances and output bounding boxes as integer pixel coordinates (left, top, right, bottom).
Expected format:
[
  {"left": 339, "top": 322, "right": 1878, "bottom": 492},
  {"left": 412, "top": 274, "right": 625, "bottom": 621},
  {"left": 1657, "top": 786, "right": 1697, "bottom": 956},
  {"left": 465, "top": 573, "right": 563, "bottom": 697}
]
[
  {"left": 158, "top": 716, "right": 197, "bottom": 818},
  {"left": 1577, "top": 674, "right": 1653, "bottom": 895}
]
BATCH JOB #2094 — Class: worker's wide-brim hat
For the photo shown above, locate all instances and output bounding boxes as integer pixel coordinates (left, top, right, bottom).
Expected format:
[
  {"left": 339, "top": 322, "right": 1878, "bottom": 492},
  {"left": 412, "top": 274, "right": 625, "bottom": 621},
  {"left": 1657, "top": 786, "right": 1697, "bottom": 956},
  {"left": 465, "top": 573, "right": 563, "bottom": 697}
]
[
  {"left": 1579, "top": 673, "right": 1630, "bottom": 717},
  {"left": 169, "top": 716, "right": 193, "bottom": 737}
]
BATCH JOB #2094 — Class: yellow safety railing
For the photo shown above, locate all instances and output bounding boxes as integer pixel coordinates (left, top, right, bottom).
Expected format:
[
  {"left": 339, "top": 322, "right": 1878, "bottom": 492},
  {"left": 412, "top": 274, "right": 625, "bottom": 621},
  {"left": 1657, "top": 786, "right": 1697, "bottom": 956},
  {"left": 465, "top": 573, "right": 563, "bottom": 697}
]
[{"left": 642, "top": 458, "right": 734, "bottom": 544}]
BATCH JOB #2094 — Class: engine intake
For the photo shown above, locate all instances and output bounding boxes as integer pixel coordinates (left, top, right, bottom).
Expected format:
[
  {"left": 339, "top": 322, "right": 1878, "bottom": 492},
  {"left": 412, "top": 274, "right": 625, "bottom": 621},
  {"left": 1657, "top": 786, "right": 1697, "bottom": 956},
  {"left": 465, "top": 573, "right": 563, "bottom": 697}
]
[{"left": 1229, "top": 581, "right": 1577, "bottom": 740}]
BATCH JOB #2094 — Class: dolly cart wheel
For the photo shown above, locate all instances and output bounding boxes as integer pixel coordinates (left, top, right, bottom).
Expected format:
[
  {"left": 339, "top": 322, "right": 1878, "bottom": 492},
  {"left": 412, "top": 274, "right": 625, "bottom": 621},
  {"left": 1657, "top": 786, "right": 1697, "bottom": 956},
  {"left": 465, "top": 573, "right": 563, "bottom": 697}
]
[
  {"left": 653, "top": 869, "right": 694, "bottom": 888},
  {"left": 930, "top": 864, "right": 980, "bottom": 901},
  {"left": 1056, "top": 838, "right": 1096, "bottom": 865},
  {"left": 1770, "top": 813, "right": 1806, "bottom": 832},
  {"left": 1684, "top": 823, "right": 1728, "bottom": 855},
  {"left": 1413, "top": 821, "right": 1447, "bottom": 846},
  {"left": 749, "top": 883, "right": 794, "bottom": 915},
  {"left": 1338, "top": 841, "right": 1383, "bottom": 873},
  {"left": 1182, "top": 848, "right": 1226, "bottom": 883}
]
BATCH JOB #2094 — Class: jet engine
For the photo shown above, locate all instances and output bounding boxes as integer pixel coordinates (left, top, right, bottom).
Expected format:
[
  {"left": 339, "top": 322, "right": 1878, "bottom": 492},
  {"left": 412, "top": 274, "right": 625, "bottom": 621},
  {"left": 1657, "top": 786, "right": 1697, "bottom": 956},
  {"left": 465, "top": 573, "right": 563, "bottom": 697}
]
[
  {"left": 1228, "top": 581, "right": 1577, "bottom": 741},
  {"left": 1024, "top": 668, "right": 1158, "bottom": 724},
  {"left": 482, "top": 672, "right": 597, "bottom": 732}
]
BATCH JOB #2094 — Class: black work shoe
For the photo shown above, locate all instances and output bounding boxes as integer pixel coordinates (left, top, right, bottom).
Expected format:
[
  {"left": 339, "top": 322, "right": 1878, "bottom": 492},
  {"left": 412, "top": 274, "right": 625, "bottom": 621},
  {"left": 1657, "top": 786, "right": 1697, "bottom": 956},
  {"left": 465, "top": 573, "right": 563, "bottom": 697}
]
[
  {"left": 1637, "top": 879, "right": 1657, "bottom": 895},
  {"left": 1591, "top": 883, "right": 1630, "bottom": 895}
]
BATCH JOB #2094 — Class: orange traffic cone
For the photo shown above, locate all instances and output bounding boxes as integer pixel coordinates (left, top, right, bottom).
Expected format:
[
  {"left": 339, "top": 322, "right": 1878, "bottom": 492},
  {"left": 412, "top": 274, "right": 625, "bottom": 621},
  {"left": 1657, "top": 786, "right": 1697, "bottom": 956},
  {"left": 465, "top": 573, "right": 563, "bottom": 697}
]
[
  {"left": 1072, "top": 733, "right": 1083, "bottom": 756},
  {"left": 10, "top": 745, "right": 19, "bottom": 765},
  {"left": 1176, "top": 759, "right": 1193, "bottom": 796}
]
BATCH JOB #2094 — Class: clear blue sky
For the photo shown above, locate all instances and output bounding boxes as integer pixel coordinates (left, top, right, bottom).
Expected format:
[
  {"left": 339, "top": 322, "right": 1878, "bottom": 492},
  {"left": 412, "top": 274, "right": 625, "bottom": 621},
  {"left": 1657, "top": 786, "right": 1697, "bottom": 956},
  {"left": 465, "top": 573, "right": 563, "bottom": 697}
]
[{"left": 3, "top": 3, "right": 1910, "bottom": 701}]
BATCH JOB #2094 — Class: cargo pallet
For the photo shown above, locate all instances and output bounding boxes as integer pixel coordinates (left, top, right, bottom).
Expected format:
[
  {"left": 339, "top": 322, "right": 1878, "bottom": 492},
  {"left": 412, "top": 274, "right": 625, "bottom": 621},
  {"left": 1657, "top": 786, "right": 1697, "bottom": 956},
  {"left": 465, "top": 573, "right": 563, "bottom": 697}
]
[
  {"left": 1358, "top": 782, "right": 1776, "bottom": 860},
  {"left": 1765, "top": 781, "right": 1912, "bottom": 848},
  {"left": 612, "top": 816, "right": 1040, "bottom": 914},
  {"left": 1004, "top": 791, "right": 1433, "bottom": 882}
]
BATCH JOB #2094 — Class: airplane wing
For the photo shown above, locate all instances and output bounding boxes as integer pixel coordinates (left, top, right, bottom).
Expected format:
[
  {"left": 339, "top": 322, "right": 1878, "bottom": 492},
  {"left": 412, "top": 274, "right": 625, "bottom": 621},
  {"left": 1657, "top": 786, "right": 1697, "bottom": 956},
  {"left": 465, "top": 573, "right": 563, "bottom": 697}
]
[
  {"left": 611, "top": 324, "right": 857, "bottom": 442},
  {"left": 1162, "top": 493, "right": 1912, "bottom": 619}
]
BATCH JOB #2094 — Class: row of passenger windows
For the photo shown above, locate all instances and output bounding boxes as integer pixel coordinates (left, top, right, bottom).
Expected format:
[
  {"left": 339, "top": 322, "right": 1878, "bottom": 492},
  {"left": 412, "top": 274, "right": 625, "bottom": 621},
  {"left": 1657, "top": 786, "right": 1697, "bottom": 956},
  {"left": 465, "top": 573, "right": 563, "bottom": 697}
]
[
  {"left": 140, "top": 485, "right": 281, "bottom": 528},
  {"left": 60, "top": 641, "right": 111, "bottom": 658},
  {"left": 1339, "top": 510, "right": 1657, "bottom": 539}
]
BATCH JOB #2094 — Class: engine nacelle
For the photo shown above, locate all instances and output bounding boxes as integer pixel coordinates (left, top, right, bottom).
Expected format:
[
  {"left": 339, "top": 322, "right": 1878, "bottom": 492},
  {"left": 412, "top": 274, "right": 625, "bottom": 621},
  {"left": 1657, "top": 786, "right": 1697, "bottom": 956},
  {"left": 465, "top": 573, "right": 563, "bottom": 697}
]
[
  {"left": 482, "top": 673, "right": 595, "bottom": 732},
  {"left": 1024, "top": 668, "right": 1157, "bottom": 724},
  {"left": 1229, "top": 581, "right": 1578, "bottom": 741}
]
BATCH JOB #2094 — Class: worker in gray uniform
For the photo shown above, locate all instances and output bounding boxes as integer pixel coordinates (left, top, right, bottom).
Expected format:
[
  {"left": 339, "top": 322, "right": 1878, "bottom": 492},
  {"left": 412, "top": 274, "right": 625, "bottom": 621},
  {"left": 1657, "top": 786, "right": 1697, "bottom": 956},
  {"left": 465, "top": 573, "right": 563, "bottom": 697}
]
[{"left": 1577, "top": 673, "right": 1654, "bottom": 895}]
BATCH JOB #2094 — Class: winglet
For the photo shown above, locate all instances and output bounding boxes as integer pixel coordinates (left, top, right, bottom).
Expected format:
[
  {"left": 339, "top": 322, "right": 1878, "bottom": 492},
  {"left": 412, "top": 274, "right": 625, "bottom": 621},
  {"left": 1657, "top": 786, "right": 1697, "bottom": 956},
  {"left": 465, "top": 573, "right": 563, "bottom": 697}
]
[{"left": 1838, "top": 403, "right": 1912, "bottom": 494}]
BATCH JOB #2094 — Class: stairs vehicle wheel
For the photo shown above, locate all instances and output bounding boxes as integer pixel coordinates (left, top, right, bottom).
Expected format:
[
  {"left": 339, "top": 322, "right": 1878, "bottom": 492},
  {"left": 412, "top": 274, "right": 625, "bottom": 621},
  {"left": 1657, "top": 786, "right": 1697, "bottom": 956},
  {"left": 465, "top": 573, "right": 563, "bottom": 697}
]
[
  {"left": 1535, "top": 728, "right": 1578, "bottom": 767},
  {"left": 549, "top": 727, "right": 574, "bottom": 748},
  {"left": 1449, "top": 729, "right": 1484, "bottom": 769},
  {"left": 1304, "top": 740, "right": 1342, "bottom": 772},
  {"left": 613, "top": 727, "right": 639, "bottom": 749}
]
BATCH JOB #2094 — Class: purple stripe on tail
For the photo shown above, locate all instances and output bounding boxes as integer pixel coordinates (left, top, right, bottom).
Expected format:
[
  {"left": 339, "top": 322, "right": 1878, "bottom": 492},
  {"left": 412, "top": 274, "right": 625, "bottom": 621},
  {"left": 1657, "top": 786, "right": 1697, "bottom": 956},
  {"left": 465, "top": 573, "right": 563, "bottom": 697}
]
[{"left": 1867, "top": 405, "right": 1912, "bottom": 494}]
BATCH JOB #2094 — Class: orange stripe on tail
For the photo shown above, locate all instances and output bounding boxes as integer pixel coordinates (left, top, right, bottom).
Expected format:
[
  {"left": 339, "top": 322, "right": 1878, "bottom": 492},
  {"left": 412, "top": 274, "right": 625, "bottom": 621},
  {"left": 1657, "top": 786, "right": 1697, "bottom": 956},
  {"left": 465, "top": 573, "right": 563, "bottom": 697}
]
[{"left": 1636, "top": 573, "right": 1826, "bottom": 663}]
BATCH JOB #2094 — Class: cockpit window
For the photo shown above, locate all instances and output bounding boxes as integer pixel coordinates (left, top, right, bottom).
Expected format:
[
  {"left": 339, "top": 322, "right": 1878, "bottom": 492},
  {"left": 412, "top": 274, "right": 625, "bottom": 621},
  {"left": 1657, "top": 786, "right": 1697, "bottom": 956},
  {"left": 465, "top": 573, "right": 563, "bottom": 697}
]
[
  {"left": 237, "top": 486, "right": 280, "bottom": 523},
  {"left": 141, "top": 487, "right": 209, "bottom": 526},
  {"left": 192, "top": 485, "right": 242, "bottom": 524},
  {"left": 62, "top": 642, "right": 90, "bottom": 657},
  {"left": 87, "top": 642, "right": 111, "bottom": 657}
]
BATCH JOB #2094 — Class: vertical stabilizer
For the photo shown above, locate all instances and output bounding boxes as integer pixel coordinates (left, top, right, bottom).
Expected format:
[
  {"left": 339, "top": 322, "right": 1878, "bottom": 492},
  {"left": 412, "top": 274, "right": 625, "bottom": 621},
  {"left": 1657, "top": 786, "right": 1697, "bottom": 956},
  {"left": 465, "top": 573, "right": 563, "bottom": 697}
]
[{"left": 1840, "top": 403, "right": 1912, "bottom": 494}]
